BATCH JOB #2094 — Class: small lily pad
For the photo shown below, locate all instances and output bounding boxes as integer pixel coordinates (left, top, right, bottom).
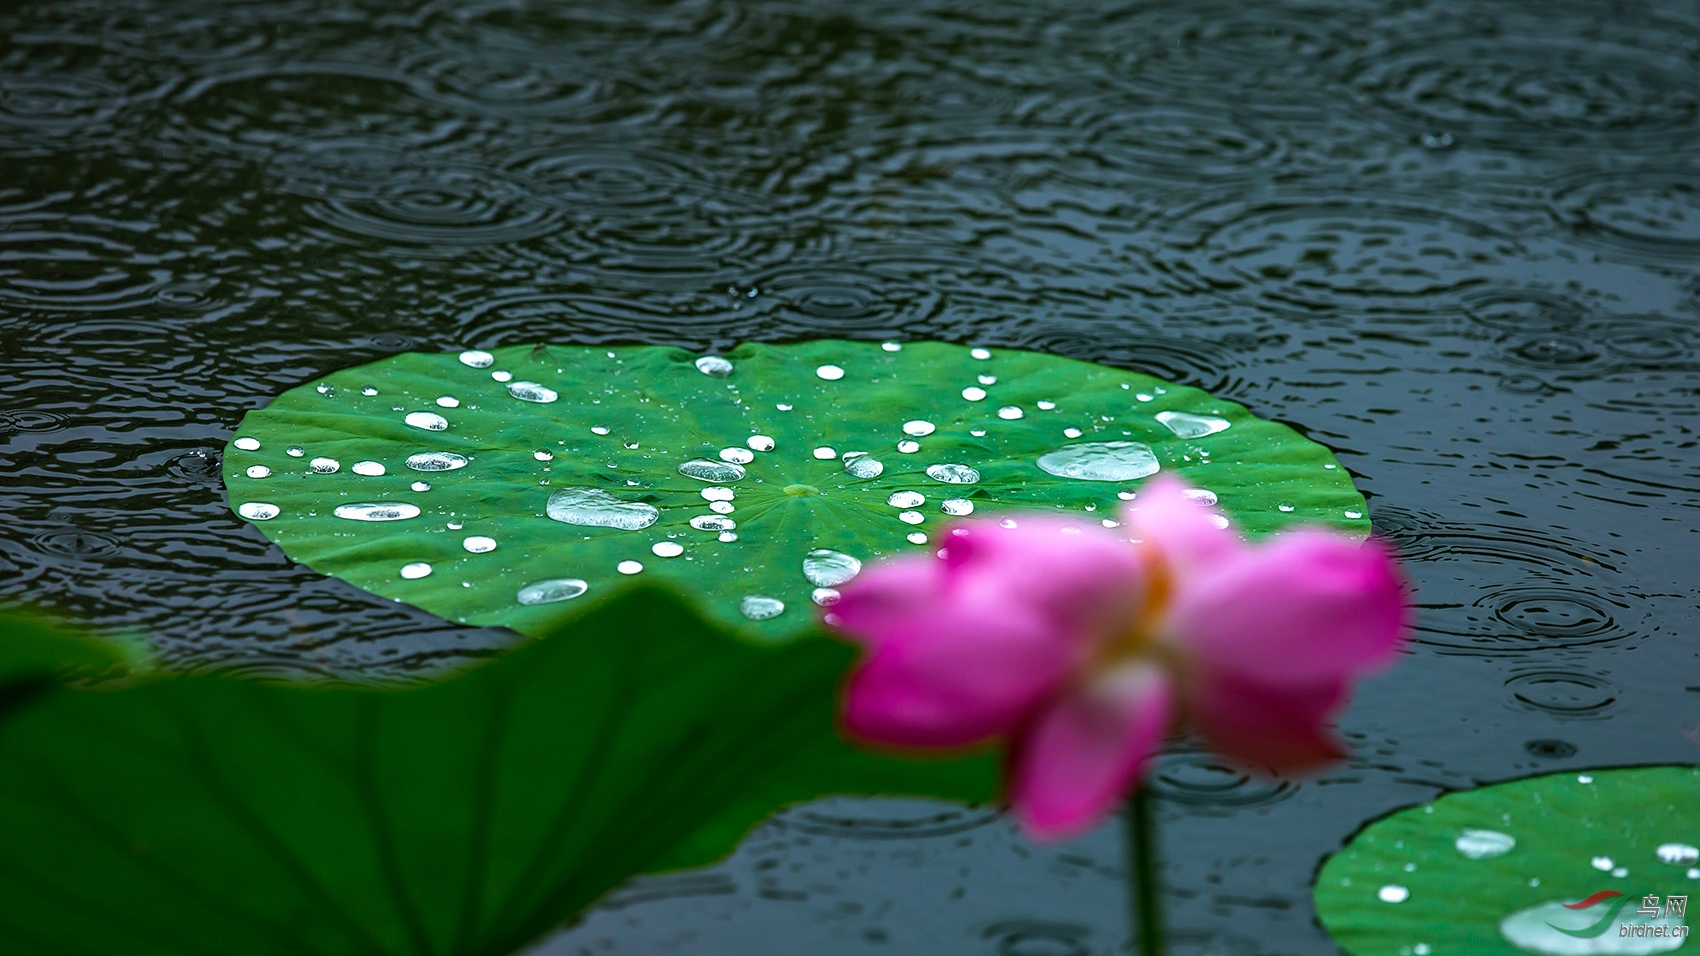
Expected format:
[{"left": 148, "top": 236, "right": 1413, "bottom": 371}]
[
  {"left": 225, "top": 340, "right": 1367, "bottom": 640},
  {"left": 1316, "top": 766, "right": 1700, "bottom": 955}
]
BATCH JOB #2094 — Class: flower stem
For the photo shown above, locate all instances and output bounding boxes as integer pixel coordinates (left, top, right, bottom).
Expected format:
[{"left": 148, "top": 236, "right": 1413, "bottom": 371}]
[{"left": 1126, "top": 787, "right": 1163, "bottom": 956}]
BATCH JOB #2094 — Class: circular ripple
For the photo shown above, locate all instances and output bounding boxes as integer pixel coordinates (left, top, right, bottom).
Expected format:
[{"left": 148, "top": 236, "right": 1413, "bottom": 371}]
[
  {"left": 400, "top": 46, "right": 614, "bottom": 120},
  {"left": 1505, "top": 670, "right": 1619, "bottom": 718},
  {"left": 32, "top": 529, "right": 122, "bottom": 558},
  {"left": 1604, "top": 323, "right": 1689, "bottom": 363},
  {"left": 772, "top": 796, "right": 1001, "bottom": 840},
  {"left": 166, "top": 450, "right": 223, "bottom": 485},
  {"left": 1501, "top": 336, "right": 1601, "bottom": 370},
  {"left": 1462, "top": 290, "right": 1587, "bottom": 334},
  {"left": 1496, "top": 373, "right": 1551, "bottom": 394},
  {"left": 0, "top": 227, "right": 169, "bottom": 313},
  {"left": 1343, "top": 13, "right": 1700, "bottom": 149},
  {"left": 302, "top": 164, "right": 561, "bottom": 247},
  {"left": 1146, "top": 748, "right": 1296, "bottom": 813},
  {"left": 982, "top": 921, "right": 1092, "bottom": 956},
  {"left": 1552, "top": 171, "right": 1700, "bottom": 261},
  {"left": 1012, "top": 327, "right": 1240, "bottom": 394},
  {"left": 1156, "top": 200, "right": 1517, "bottom": 313},
  {"left": 1523, "top": 738, "right": 1578, "bottom": 759},
  {"left": 0, "top": 410, "right": 69, "bottom": 434},
  {"left": 1079, "top": 102, "right": 1283, "bottom": 183},
  {"left": 1491, "top": 587, "right": 1619, "bottom": 643}
]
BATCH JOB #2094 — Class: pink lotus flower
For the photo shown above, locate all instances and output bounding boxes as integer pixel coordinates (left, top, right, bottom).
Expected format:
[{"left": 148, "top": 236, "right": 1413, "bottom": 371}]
[{"left": 825, "top": 477, "right": 1410, "bottom": 840}]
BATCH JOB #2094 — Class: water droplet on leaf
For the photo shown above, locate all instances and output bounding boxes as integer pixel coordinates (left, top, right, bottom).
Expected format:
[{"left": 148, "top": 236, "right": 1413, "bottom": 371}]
[{"left": 1038, "top": 442, "right": 1160, "bottom": 481}]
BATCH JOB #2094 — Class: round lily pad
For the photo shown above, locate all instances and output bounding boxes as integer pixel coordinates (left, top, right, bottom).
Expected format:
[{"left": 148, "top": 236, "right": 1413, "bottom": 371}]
[
  {"left": 223, "top": 340, "right": 1367, "bottom": 641},
  {"left": 1317, "top": 766, "right": 1700, "bottom": 956}
]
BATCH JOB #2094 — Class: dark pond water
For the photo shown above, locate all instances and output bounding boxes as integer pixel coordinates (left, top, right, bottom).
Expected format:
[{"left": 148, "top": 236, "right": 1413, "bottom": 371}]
[{"left": 2, "top": 0, "right": 1697, "bottom": 952}]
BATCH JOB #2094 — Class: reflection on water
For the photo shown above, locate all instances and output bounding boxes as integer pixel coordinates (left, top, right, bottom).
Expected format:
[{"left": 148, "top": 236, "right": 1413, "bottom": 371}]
[{"left": 2, "top": 0, "right": 1698, "bottom": 953}]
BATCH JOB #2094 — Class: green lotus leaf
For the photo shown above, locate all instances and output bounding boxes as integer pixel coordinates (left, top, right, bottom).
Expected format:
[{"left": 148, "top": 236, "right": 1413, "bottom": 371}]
[
  {"left": 0, "top": 588, "right": 995, "bottom": 956},
  {"left": 223, "top": 340, "right": 1367, "bottom": 641},
  {"left": 0, "top": 609, "right": 144, "bottom": 691},
  {"left": 1316, "top": 766, "right": 1700, "bottom": 956}
]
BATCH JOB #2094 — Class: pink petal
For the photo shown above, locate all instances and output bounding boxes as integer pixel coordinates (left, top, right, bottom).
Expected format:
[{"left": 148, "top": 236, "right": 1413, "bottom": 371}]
[
  {"left": 1008, "top": 664, "right": 1173, "bottom": 840},
  {"left": 1164, "top": 530, "right": 1408, "bottom": 684},
  {"left": 937, "top": 516, "right": 1149, "bottom": 640},
  {"left": 1184, "top": 668, "right": 1347, "bottom": 772},
  {"left": 839, "top": 597, "right": 1079, "bottom": 747},
  {"left": 830, "top": 517, "right": 1148, "bottom": 749},
  {"left": 1120, "top": 476, "right": 1242, "bottom": 577}
]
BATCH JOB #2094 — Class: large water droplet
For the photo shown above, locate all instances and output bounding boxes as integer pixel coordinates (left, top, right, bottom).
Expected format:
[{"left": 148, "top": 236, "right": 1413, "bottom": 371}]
[
  {"left": 925, "top": 463, "right": 980, "bottom": 484},
  {"left": 459, "top": 350, "right": 494, "bottom": 368},
  {"left": 962, "top": 386, "right": 987, "bottom": 401},
  {"left": 462, "top": 536, "right": 497, "bottom": 553},
  {"left": 844, "top": 455, "right": 884, "bottom": 479},
  {"left": 701, "top": 486, "right": 735, "bottom": 502},
  {"left": 816, "top": 364, "right": 845, "bottom": 381},
  {"left": 803, "top": 549, "right": 861, "bottom": 587},
  {"left": 970, "top": 347, "right": 992, "bottom": 360},
  {"left": 1038, "top": 442, "right": 1160, "bottom": 481},
  {"left": 406, "top": 411, "right": 449, "bottom": 431},
  {"left": 237, "top": 502, "right": 279, "bottom": 521},
  {"left": 436, "top": 396, "right": 459, "bottom": 408},
  {"left": 1456, "top": 829, "right": 1516, "bottom": 860},
  {"left": 1658, "top": 844, "right": 1700, "bottom": 866},
  {"left": 1064, "top": 427, "right": 1083, "bottom": 439},
  {"left": 617, "top": 560, "right": 643, "bottom": 574},
  {"left": 903, "top": 420, "right": 936, "bottom": 437},
  {"left": 899, "top": 510, "right": 924, "bottom": 525},
  {"left": 492, "top": 371, "right": 512, "bottom": 382},
  {"left": 907, "top": 531, "right": 928, "bottom": 544},
  {"left": 286, "top": 446, "right": 304, "bottom": 457},
  {"left": 1500, "top": 899, "right": 1687, "bottom": 955},
  {"left": 545, "top": 487, "right": 661, "bottom": 530},
  {"left": 679, "top": 459, "right": 746, "bottom": 482},
  {"left": 812, "top": 587, "right": 841, "bottom": 606},
  {"left": 690, "top": 514, "right": 736, "bottom": 531},
  {"left": 747, "top": 435, "right": 775, "bottom": 452},
  {"left": 997, "top": 405, "right": 1024, "bottom": 420},
  {"left": 1182, "top": 488, "right": 1219, "bottom": 506},
  {"left": 310, "top": 457, "right": 341, "bottom": 474},
  {"left": 411, "top": 481, "right": 431, "bottom": 492},
  {"left": 245, "top": 465, "right": 271, "bottom": 479},
  {"left": 720, "top": 447, "right": 755, "bottom": 464},
  {"left": 897, "top": 440, "right": 920, "bottom": 453},
  {"left": 740, "top": 595, "right": 785, "bottom": 620},
  {"left": 591, "top": 425, "right": 610, "bottom": 436},
  {"left": 352, "top": 461, "right": 386, "bottom": 476},
  {"left": 888, "top": 490, "right": 925, "bottom": 508},
  {"left": 942, "top": 498, "right": 974, "bottom": 516},
  {"left": 881, "top": 342, "right": 901, "bottom": 352},
  {"left": 1378, "top": 885, "right": 1409, "bottom": 903},
  {"left": 233, "top": 437, "right": 260, "bottom": 451},
  {"left": 334, "top": 502, "right": 423, "bottom": 522},
  {"left": 1593, "top": 856, "right": 1616, "bottom": 871},
  {"left": 400, "top": 562, "right": 433, "bottom": 580},
  {"left": 710, "top": 500, "right": 735, "bottom": 514},
  {"left": 812, "top": 446, "right": 836, "bottom": 460},
  {"left": 508, "top": 381, "right": 558, "bottom": 403},
  {"left": 652, "top": 541, "right": 684, "bottom": 558},
  {"left": 517, "top": 578, "right": 587, "bottom": 605},
  {"left": 695, "top": 355, "right": 734, "bottom": 377},
  {"left": 1155, "top": 410, "right": 1231, "bottom": 439},
  {"left": 406, "top": 452, "right": 467, "bottom": 472}
]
